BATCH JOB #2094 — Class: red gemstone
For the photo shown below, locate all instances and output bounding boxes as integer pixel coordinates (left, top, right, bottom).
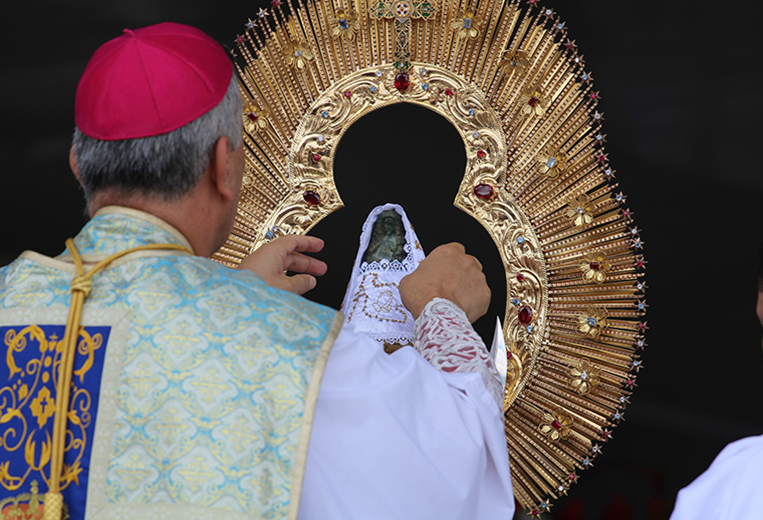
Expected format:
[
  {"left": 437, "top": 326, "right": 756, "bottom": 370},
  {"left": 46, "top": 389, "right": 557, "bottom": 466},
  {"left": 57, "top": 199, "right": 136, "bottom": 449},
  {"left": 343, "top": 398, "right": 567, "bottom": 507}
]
[
  {"left": 636, "top": 259, "right": 643, "bottom": 268},
  {"left": 518, "top": 305, "right": 533, "bottom": 325},
  {"left": 312, "top": 153, "right": 322, "bottom": 162},
  {"left": 569, "top": 473, "right": 576, "bottom": 480},
  {"left": 590, "top": 261, "right": 600, "bottom": 270},
  {"left": 626, "top": 378, "right": 634, "bottom": 387},
  {"left": 528, "top": 96, "right": 539, "bottom": 107},
  {"left": 247, "top": 112, "right": 258, "bottom": 121},
  {"left": 445, "top": 88, "right": 453, "bottom": 96},
  {"left": 394, "top": 72, "right": 410, "bottom": 93},
  {"left": 602, "top": 430, "right": 609, "bottom": 439},
  {"left": 303, "top": 190, "right": 321, "bottom": 205},
  {"left": 473, "top": 183, "right": 494, "bottom": 200},
  {"left": 532, "top": 510, "right": 539, "bottom": 516},
  {"left": 637, "top": 322, "right": 645, "bottom": 330},
  {"left": 236, "top": 36, "right": 244, "bottom": 43},
  {"left": 551, "top": 420, "right": 562, "bottom": 431},
  {"left": 477, "top": 150, "right": 486, "bottom": 159},
  {"left": 507, "top": 351, "right": 513, "bottom": 360},
  {"left": 344, "top": 90, "right": 352, "bottom": 98},
  {"left": 516, "top": 273, "right": 524, "bottom": 282}
]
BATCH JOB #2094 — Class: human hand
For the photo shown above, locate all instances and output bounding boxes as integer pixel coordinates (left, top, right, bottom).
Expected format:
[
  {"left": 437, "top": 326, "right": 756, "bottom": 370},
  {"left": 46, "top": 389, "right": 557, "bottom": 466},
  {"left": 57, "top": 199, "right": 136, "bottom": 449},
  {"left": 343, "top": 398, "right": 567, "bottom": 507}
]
[
  {"left": 237, "top": 235, "right": 327, "bottom": 295},
  {"left": 399, "top": 242, "right": 490, "bottom": 323}
]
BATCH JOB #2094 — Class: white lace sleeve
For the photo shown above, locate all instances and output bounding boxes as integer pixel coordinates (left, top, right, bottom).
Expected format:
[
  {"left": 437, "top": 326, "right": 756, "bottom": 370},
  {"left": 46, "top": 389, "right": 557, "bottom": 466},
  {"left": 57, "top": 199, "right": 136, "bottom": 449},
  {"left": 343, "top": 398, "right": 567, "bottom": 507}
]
[{"left": 413, "top": 298, "right": 504, "bottom": 408}]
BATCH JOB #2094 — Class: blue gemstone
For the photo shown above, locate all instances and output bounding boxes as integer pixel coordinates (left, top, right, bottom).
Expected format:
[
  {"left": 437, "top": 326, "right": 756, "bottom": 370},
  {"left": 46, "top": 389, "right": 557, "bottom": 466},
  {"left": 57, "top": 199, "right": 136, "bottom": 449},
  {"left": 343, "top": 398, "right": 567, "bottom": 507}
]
[
  {"left": 468, "top": 108, "right": 475, "bottom": 116},
  {"left": 633, "top": 360, "right": 640, "bottom": 367},
  {"left": 587, "top": 317, "right": 597, "bottom": 326},
  {"left": 339, "top": 18, "right": 349, "bottom": 29},
  {"left": 370, "top": 86, "right": 377, "bottom": 93},
  {"left": 512, "top": 298, "right": 520, "bottom": 306},
  {"left": 615, "top": 413, "right": 621, "bottom": 420},
  {"left": 517, "top": 236, "right": 525, "bottom": 244},
  {"left": 546, "top": 157, "right": 557, "bottom": 168},
  {"left": 320, "top": 110, "right": 328, "bottom": 118},
  {"left": 638, "top": 302, "right": 644, "bottom": 309},
  {"left": 422, "top": 83, "right": 429, "bottom": 90},
  {"left": 527, "top": 325, "right": 533, "bottom": 333},
  {"left": 462, "top": 18, "right": 472, "bottom": 29},
  {"left": 265, "top": 231, "right": 274, "bottom": 239}
]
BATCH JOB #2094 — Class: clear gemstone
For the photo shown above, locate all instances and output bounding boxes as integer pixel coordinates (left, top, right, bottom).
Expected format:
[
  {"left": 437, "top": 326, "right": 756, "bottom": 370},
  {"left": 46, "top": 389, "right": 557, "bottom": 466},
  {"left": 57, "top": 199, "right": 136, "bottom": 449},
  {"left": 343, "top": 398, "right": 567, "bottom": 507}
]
[
  {"left": 616, "top": 194, "right": 623, "bottom": 201},
  {"left": 596, "top": 134, "right": 603, "bottom": 140},
  {"left": 320, "top": 110, "right": 328, "bottom": 118},
  {"left": 546, "top": 157, "right": 557, "bottom": 168},
  {"left": 527, "top": 325, "right": 534, "bottom": 333},
  {"left": 294, "top": 50, "right": 302, "bottom": 57},
  {"left": 620, "top": 396, "right": 626, "bottom": 403},
  {"left": 472, "top": 131, "right": 479, "bottom": 138},
  {"left": 593, "top": 446, "right": 599, "bottom": 452},
  {"left": 376, "top": 70, "right": 383, "bottom": 77},
  {"left": 420, "top": 68, "right": 428, "bottom": 75},
  {"left": 557, "top": 23, "right": 563, "bottom": 29},
  {"left": 637, "top": 340, "right": 644, "bottom": 347},
  {"left": 633, "top": 360, "right": 639, "bottom": 366},
  {"left": 580, "top": 372, "right": 588, "bottom": 380},
  {"left": 583, "top": 458, "right": 590, "bottom": 466},
  {"left": 576, "top": 206, "right": 584, "bottom": 214},
  {"left": 317, "top": 136, "right": 325, "bottom": 143},
  {"left": 546, "top": 9, "right": 552, "bottom": 15}
]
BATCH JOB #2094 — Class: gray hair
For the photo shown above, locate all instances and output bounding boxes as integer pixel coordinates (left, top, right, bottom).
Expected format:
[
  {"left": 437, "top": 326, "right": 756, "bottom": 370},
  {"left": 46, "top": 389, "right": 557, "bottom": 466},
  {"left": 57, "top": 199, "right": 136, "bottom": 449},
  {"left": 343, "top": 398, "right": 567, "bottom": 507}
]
[{"left": 73, "top": 74, "right": 243, "bottom": 201}]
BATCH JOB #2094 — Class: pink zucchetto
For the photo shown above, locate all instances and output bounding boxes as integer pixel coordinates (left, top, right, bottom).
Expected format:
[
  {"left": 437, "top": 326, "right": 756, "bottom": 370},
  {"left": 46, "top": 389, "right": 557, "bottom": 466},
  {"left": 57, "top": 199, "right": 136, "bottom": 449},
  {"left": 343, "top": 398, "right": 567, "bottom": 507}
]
[{"left": 75, "top": 22, "right": 233, "bottom": 141}]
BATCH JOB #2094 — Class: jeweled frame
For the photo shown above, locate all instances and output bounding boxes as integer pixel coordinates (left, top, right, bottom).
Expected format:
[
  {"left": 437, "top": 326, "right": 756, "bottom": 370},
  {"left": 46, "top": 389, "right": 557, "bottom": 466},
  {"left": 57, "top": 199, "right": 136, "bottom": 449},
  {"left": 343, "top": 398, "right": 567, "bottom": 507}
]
[{"left": 215, "top": 0, "right": 647, "bottom": 515}]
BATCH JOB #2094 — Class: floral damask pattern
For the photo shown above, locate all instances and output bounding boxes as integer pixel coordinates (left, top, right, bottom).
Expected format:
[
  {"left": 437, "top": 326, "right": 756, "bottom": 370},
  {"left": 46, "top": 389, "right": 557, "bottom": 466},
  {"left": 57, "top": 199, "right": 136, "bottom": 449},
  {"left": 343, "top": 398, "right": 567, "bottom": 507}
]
[{"left": 0, "top": 209, "right": 337, "bottom": 520}]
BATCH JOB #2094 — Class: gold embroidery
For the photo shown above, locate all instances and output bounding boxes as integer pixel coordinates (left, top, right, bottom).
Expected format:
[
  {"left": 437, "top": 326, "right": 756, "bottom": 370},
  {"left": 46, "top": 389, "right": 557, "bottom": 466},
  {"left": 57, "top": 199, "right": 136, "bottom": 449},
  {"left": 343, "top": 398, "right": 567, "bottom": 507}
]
[
  {"left": 0, "top": 326, "right": 101, "bottom": 493},
  {"left": 30, "top": 387, "right": 56, "bottom": 428}
]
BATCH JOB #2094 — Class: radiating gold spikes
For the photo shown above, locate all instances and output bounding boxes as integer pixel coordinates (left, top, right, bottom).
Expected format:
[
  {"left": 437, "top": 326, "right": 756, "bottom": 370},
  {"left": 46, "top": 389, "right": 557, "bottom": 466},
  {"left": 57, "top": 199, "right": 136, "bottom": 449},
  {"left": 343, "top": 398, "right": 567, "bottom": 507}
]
[{"left": 217, "top": 1, "right": 648, "bottom": 515}]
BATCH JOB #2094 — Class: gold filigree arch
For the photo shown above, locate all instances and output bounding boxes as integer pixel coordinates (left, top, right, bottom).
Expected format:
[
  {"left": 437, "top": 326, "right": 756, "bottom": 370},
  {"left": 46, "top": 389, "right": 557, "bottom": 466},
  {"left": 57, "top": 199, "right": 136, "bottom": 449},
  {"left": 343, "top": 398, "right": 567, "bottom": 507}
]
[
  {"left": 216, "top": 0, "right": 647, "bottom": 515},
  {"left": 248, "top": 63, "right": 547, "bottom": 408}
]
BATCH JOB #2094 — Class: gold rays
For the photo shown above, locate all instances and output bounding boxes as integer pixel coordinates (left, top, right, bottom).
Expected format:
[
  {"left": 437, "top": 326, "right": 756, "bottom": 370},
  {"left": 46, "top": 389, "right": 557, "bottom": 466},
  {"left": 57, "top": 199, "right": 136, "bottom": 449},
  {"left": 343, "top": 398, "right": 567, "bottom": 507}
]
[{"left": 217, "top": 0, "right": 647, "bottom": 515}]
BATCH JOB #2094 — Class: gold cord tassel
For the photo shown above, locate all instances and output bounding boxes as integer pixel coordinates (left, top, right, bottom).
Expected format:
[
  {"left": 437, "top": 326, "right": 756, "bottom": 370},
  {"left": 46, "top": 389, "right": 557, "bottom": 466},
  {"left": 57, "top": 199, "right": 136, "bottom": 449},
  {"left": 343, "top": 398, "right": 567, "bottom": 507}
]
[{"left": 41, "top": 238, "right": 191, "bottom": 520}]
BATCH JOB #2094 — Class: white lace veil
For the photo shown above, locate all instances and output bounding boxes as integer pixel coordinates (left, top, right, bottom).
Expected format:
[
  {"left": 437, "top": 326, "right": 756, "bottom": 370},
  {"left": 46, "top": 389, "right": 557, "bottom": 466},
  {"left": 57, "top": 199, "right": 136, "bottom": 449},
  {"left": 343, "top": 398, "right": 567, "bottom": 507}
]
[{"left": 340, "top": 203, "right": 426, "bottom": 347}]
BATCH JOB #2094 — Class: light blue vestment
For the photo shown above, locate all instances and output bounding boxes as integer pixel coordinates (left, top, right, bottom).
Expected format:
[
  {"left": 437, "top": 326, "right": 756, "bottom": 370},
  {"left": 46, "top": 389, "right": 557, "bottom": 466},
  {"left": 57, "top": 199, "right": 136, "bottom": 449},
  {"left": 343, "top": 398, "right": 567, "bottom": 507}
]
[{"left": 0, "top": 206, "right": 341, "bottom": 520}]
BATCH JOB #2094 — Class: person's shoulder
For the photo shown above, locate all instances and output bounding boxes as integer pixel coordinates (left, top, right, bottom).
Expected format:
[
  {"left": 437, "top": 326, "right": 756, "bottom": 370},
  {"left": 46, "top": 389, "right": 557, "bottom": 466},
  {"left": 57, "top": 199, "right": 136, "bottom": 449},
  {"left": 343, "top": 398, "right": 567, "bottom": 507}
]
[{"left": 671, "top": 434, "right": 763, "bottom": 520}]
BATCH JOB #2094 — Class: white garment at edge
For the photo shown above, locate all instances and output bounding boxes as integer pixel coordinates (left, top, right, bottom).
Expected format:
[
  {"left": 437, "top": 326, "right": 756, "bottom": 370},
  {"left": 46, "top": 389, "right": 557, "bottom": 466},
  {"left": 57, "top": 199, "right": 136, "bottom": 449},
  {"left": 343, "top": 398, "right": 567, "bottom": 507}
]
[
  {"left": 299, "top": 318, "right": 515, "bottom": 519},
  {"left": 670, "top": 434, "right": 763, "bottom": 520}
]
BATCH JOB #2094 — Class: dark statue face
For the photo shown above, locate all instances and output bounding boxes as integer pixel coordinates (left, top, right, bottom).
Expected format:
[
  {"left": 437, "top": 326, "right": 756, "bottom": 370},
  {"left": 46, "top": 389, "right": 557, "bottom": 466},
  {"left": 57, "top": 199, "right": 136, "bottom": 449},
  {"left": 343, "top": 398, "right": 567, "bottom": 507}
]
[{"left": 361, "top": 209, "right": 407, "bottom": 264}]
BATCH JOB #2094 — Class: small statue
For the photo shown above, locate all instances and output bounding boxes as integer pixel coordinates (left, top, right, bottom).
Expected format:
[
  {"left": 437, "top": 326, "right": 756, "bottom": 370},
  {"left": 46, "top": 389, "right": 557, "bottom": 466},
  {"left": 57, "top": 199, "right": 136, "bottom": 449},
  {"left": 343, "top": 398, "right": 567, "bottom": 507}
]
[{"left": 361, "top": 209, "right": 407, "bottom": 264}]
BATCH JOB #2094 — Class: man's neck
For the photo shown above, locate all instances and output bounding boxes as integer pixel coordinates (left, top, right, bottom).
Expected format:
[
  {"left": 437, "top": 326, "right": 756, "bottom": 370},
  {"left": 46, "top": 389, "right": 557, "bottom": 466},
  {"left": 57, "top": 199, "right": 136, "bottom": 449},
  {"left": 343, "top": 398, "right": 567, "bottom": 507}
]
[{"left": 89, "top": 189, "right": 228, "bottom": 258}]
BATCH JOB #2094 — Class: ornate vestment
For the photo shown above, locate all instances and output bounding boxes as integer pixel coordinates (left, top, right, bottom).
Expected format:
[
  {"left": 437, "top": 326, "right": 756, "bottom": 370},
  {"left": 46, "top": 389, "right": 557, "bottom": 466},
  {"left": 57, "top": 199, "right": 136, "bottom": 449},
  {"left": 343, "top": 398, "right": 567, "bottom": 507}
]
[{"left": 0, "top": 206, "right": 341, "bottom": 520}]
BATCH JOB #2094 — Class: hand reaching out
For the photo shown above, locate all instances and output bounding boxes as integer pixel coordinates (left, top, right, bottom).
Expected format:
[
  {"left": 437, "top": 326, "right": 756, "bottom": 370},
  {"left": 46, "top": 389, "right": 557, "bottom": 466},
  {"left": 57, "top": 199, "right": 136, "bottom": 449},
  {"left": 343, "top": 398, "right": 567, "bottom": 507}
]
[
  {"left": 399, "top": 242, "right": 491, "bottom": 323},
  {"left": 237, "top": 235, "right": 327, "bottom": 295}
]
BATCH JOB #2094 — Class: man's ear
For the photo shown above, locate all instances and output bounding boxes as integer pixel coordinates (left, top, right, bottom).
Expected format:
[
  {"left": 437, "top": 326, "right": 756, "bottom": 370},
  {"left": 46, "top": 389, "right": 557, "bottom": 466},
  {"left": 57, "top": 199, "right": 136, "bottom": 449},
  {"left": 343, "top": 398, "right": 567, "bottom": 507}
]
[
  {"left": 69, "top": 146, "right": 83, "bottom": 186},
  {"left": 209, "top": 136, "right": 237, "bottom": 202}
]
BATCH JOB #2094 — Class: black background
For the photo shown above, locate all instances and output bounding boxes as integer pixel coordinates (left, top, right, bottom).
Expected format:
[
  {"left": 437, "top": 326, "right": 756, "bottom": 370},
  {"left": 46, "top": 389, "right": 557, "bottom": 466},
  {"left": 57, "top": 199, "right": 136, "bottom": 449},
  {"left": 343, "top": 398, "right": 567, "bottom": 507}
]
[{"left": 2, "top": 1, "right": 762, "bottom": 518}]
